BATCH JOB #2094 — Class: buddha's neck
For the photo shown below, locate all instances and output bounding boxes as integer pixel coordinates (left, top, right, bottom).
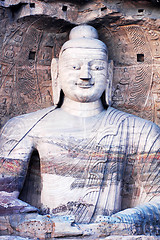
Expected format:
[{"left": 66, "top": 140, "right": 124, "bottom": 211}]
[{"left": 61, "top": 97, "right": 104, "bottom": 117}]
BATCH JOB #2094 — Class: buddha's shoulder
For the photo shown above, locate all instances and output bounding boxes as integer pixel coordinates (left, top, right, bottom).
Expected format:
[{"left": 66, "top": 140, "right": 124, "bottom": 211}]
[
  {"left": 1, "top": 106, "right": 57, "bottom": 133},
  {"left": 14, "top": 106, "right": 57, "bottom": 121},
  {"left": 106, "top": 107, "right": 159, "bottom": 129}
]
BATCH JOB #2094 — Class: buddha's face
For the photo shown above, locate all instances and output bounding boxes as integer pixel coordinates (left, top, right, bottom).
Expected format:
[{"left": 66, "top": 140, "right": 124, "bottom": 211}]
[{"left": 59, "top": 48, "right": 108, "bottom": 103}]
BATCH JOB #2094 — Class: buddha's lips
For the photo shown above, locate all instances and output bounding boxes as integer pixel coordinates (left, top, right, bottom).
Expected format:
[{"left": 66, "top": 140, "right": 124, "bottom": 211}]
[{"left": 75, "top": 83, "right": 94, "bottom": 88}]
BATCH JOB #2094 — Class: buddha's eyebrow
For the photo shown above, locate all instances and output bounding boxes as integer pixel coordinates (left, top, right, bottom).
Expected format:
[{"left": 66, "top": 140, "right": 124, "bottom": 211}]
[
  {"left": 89, "top": 59, "right": 106, "bottom": 65},
  {"left": 62, "top": 60, "right": 82, "bottom": 66}
]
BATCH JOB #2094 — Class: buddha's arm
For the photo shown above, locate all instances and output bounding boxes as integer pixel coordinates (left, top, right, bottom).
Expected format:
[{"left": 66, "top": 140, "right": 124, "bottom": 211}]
[
  {"left": 0, "top": 117, "right": 37, "bottom": 214},
  {"left": 112, "top": 122, "right": 160, "bottom": 233},
  {"left": 94, "top": 200, "right": 160, "bottom": 236},
  {"left": 94, "top": 120, "right": 160, "bottom": 236},
  {"left": 112, "top": 200, "right": 160, "bottom": 230}
]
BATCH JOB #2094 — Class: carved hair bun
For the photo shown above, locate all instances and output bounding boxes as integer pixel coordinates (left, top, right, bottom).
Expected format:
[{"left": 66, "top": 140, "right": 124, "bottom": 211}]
[
  {"left": 69, "top": 25, "right": 98, "bottom": 40},
  {"left": 60, "top": 24, "right": 107, "bottom": 55}
]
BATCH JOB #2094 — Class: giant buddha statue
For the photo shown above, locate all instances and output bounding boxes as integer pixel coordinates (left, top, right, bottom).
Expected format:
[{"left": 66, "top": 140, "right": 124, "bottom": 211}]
[{"left": 0, "top": 25, "right": 160, "bottom": 237}]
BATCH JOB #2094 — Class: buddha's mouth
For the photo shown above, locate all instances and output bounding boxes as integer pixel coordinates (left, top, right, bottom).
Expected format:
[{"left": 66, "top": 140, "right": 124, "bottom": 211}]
[{"left": 75, "top": 83, "right": 94, "bottom": 88}]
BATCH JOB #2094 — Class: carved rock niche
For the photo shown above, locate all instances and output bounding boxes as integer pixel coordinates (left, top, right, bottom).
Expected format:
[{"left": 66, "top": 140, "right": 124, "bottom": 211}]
[{"left": 0, "top": 0, "right": 160, "bottom": 239}]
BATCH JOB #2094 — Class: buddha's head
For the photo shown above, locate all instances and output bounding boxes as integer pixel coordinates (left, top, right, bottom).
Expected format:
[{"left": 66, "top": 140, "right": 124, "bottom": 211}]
[{"left": 51, "top": 25, "right": 113, "bottom": 106}]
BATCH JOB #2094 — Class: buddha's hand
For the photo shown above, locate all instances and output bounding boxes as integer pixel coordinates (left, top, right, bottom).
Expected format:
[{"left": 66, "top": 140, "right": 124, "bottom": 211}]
[
  {"left": 95, "top": 215, "right": 121, "bottom": 223},
  {"left": 111, "top": 204, "right": 160, "bottom": 236},
  {"left": 94, "top": 213, "right": 140, "bottom": 236},
  {"left": 50, "top": 215, "right": 83, "bottom": 237},
  {"left": 95, "top": 202, "right": 160, "bottom": 236}
]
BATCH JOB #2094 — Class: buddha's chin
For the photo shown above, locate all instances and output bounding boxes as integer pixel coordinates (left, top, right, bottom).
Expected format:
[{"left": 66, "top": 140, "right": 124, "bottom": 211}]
[{"left": 74, "top": 95, "right": 95, "bottom": 103}]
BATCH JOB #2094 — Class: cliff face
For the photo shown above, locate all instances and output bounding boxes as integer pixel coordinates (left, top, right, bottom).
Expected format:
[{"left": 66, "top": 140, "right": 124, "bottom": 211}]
[
  {"left": 0, "top": 1, "right": 160, "bottom": 239},
  {"left": 0, "top": 0, "right": 160, "bottom": 128}
]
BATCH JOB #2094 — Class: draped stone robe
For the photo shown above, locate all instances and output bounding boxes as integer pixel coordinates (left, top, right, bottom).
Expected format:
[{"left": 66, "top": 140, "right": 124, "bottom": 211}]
[{"left": 0, "top": 106, "right": 160, "bottom": 224}]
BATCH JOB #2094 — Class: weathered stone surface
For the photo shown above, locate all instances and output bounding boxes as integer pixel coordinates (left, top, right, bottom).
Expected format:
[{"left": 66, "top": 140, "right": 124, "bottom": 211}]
[
  {"left": 0, "top": 24, "right": 160, "bottom": 239},
  {"left": 104, "top": 236, "right": 160, "bottom": 240},
  {"left": 0, "top": 191, "right": 37, "bottom": 215},
  {"left": 0, "top": 237, "right": 32, "bottom": 240},
  {"left": 0, "top": 214, "right": 55, "bottom": 239},
  {"left": 0, "top": 1, "right": 160, "bottom": 239}
]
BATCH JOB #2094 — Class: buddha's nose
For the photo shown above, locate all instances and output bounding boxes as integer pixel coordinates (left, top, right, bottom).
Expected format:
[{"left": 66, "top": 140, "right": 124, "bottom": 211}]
[{"left": 80, "top": 65, "right": 91, "bottom": 81}]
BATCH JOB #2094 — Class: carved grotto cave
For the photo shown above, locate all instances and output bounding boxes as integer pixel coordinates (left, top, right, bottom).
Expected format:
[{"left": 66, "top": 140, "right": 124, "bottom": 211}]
[
  {"left": 0, "top": 0, "right": 160, "bottom": 239},
  {"left": 29, "top": 51, "right": 36, "bottom": 60},
  {"left": 62, "top": 5, "right": 67, "bottom": 12},
  {"left": 29, "top": 3, "right": 35, "bottom": 8},
  {"left": 137, "top": 53, "right": 144, "bottom": 62}
]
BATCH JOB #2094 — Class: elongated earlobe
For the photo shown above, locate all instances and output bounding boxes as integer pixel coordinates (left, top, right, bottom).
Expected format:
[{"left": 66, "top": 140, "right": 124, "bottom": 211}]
[
  {"left": 105, "top": 60, "right": 113, "bottom": 106},
  {"left": 51, "top": 58, "right": 61, "bottom": 105}
]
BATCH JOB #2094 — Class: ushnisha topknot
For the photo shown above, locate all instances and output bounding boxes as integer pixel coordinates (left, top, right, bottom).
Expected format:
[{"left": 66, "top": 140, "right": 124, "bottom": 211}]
[
  {"left": 59, "top": 25, "right": 108, "bottom": 56},
  {"left": 69, "top": 25, "right": 99, "bottom": 40}
]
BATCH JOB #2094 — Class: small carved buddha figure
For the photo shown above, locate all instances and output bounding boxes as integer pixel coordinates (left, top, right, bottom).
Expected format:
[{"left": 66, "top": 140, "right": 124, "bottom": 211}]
[{"left": 0, "top": 25, "right": 160, "bottom": 235}]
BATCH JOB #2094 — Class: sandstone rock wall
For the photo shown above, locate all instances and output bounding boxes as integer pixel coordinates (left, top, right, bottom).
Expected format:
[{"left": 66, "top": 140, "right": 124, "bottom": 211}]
[{"left": 0, "top": 2, "right": 160, "bottom": 238}]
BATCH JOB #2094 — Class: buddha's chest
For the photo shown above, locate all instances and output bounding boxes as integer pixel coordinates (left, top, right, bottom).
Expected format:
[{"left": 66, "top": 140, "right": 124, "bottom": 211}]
[
  {"left": 34, "top": 129, "right": 125, "bottom": 181},
  {"left": 32, "top": 122, "right": 125, "bottom": 221}
]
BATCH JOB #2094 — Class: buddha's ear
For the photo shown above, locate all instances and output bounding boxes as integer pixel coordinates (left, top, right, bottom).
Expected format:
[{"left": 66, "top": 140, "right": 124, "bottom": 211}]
[
  {"left": 51, "top": 58, "right": 61, "bottom": 105},
  {"left": 105, "top": 60, "right": 113, "bottom": 106}
]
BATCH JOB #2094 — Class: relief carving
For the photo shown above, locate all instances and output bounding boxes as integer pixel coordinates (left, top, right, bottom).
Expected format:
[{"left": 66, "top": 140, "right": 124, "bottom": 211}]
[{"left": 0, "top": 25, "right": 160, "bottom": 238}]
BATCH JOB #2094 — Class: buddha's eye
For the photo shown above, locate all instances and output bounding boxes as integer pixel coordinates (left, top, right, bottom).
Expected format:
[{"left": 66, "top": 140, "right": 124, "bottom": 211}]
[
  {"left": 72, "top": 65, "right": 81, "bottom": 70},
  {"left": 91, "top": 65, "right": 104, "bottom": 71}
]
